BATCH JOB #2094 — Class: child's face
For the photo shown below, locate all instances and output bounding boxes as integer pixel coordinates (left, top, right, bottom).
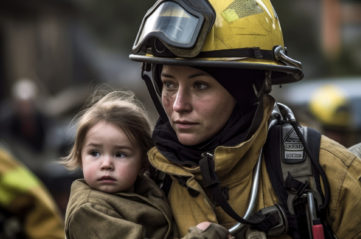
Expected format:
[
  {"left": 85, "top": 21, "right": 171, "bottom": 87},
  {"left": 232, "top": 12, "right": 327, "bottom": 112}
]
[{"left": 81, "top": 121, "right": 142, "bottom": 193}]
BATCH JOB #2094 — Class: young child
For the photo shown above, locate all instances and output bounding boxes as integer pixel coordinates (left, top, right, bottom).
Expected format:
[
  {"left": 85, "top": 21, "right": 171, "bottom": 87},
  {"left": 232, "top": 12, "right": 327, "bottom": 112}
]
[{"left": 62, "top": 90, "right": 230, "bottom": 239}]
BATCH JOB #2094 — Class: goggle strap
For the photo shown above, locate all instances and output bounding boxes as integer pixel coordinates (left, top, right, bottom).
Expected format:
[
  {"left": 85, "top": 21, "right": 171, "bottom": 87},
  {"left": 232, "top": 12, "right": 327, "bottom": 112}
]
[
  {"left": 198, "top": 48, "right": 274, "bottom": 60},
  {"left": 141, "top": 64, "right": 168, "bottom": 120}
]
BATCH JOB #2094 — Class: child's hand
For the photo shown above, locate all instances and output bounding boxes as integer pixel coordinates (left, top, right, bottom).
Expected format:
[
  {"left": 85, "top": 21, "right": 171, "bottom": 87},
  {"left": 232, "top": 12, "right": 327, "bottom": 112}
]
[
  {"left": 195, "top": 221, "right": 234, "bottom": 239},
  {"left": 195, "top": 221, "right": 211, "bottom": 231}
]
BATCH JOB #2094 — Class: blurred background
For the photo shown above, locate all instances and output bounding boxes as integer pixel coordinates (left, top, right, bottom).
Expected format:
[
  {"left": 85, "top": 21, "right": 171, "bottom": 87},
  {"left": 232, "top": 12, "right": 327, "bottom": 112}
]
[{"left": 0, "top": 0, "right": 360, "bottom": 217}]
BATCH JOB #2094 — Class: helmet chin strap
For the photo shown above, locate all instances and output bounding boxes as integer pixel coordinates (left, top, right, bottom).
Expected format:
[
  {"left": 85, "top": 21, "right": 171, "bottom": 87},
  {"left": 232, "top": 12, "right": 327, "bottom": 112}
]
[
  {"left": 141, "top": 63, "right": 168, "bottom": 121},
  {"left": 253, "top": 71, "right": 272, "bottom": 97},
  {"left": 244, "top": 71, "right": 272, "bottom": 139}
]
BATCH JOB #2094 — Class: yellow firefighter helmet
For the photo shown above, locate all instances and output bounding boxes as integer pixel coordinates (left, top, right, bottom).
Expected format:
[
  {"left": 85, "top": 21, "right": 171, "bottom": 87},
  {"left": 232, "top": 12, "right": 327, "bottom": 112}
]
[{"left": 130, "top": 0, "right": 303, "bottom": 84}]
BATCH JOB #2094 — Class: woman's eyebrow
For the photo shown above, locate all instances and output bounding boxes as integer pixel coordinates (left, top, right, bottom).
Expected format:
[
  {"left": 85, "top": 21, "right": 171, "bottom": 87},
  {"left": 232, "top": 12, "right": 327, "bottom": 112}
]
[
  {"left": 161, "top": 72, "right": 207, "bottom": 79},
  {"left": 189, "top": 73, "right": 207, "bottom": 79},
  {"left": 160, "top": 73, "right": 174, "bottom": 78}
]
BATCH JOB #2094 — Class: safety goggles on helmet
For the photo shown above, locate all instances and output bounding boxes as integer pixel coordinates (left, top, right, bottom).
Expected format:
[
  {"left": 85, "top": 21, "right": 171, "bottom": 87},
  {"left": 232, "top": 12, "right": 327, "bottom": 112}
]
[{"left": 132, "top": 0, "right": 215, "bottom": 58}]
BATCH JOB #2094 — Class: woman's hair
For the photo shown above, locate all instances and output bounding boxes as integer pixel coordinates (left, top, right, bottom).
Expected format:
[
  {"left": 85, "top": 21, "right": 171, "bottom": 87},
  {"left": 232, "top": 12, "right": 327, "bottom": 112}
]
[{"left": 62, "top": 90, "right": 153, "bottom": 171}]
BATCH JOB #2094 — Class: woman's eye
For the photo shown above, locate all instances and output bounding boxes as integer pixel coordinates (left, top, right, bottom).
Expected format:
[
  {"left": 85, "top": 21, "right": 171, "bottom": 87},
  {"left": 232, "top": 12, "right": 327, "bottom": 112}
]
[
  {"left": 162, "top": 80, "right": 177, "bottom": 90},
  {"left": 194, "top": 81, "right": 208, "bottom": 90}
]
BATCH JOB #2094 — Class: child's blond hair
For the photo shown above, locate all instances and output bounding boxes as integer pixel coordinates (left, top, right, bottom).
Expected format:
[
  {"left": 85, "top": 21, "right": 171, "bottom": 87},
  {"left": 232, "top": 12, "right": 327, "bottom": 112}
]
[{"left": 62, "top": 90, "right": 153, "bottom": 171}]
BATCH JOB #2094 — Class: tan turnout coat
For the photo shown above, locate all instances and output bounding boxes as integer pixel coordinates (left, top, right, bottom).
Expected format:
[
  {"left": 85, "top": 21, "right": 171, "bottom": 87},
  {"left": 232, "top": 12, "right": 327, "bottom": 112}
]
[
  {"left": 65, "top": 175, "right": 229, "bottom": 239},
  {"left": 65, "top": 175, "right": 174, "bottom": 239}
]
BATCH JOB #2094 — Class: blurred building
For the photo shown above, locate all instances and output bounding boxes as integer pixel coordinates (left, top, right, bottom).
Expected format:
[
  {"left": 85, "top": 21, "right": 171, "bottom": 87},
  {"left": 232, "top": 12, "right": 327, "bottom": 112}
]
[
  {"left": 1, "top": 0, "right": 78, "bottom": 98},
  {"left": 272, "top": 0, "right": 361, "bottom": 78},
  {"left": 322, "top": 0, "right": 361, "bottom": 60},
  {"left": 272, "top": 0, "right": 361, "bottom": 148},
  {"left": 0, "top": 0, "right": 95, "bottom": 216}
]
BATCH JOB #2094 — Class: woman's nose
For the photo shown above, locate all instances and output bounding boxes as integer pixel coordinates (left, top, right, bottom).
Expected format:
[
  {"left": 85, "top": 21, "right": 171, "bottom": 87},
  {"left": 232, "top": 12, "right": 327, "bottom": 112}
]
[{"left": 173, "top": 87, "right": 192, "bottom": 113}]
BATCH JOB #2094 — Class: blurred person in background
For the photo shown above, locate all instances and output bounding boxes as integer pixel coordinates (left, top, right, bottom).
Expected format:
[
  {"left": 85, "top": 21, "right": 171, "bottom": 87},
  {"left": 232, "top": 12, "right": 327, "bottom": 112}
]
[
  {"left": 308, "top": 82, "right": 361, "bottom": 148},
  {"left": 129, "top": 0, "right": 361, "bottom": 238},
  {"left": 1, "top": 78, "right": 48, "bottom": 153},
  {"left": 0, "top": 144, "right": 64, "bottom": 239},
  {"left": 309, "top": 83, "right": 361, "bottom": 159}
]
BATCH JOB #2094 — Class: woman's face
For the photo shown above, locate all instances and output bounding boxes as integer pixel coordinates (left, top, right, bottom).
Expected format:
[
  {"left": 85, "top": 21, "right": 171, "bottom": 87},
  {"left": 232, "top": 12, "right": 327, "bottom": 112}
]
[{"left": 161, "top": 65, "right": 236, "bottom": 146}]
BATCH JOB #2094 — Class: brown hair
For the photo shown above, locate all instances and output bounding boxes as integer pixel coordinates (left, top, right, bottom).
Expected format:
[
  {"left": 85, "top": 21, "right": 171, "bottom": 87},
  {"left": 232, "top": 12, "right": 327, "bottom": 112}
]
[{"left": 62, "top": 90, "right": 153, "bottom": 171}]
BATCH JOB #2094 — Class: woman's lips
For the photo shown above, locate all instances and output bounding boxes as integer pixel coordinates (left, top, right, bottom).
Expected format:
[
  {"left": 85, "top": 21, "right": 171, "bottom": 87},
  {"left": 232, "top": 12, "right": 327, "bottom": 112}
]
[{"left": 174, "top": 120, "right": 198, "bottom": 130}]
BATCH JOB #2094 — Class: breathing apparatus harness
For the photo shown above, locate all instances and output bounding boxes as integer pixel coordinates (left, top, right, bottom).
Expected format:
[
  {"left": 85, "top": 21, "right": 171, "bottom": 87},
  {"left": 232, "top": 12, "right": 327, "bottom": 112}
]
[
  {"left": 193, "top": 72, "right": 333, "bottom": 239},
  {"left": 224, "top": 102, "right": 335, "bottom": 239},
  {"left": 192, "top": 90, "right": 334, "bottom": 239}
]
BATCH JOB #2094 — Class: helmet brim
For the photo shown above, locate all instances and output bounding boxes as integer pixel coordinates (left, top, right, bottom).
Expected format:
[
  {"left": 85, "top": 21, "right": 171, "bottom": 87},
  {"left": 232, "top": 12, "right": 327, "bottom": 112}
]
[{"left": 129, "top": 54, "right": 303, "bottom": 85}]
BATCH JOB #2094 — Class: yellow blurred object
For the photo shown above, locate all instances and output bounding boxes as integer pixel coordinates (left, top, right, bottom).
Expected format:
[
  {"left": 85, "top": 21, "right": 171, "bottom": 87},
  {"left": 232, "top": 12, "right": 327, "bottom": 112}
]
[
  {"left": 309, "top": 85, "right": 351, "bottom": 128},
  {"left": 0, "top": 147, "right": 65, "bottom": 239}
]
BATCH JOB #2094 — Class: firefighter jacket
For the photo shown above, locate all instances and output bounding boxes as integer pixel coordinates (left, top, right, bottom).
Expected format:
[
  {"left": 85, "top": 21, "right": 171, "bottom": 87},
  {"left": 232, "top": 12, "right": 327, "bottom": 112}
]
[
  {"left": 65, "top": 176, "right": 229, "bottom": 239},
  {"left": 148, "top": 95, "right": 361, "bottom": 239},
  {"left": 349, "top": 142, "right": 361, "bottom": 158},
  {"left": 0, "top": 147, "right": 64, "bottom": 239}
]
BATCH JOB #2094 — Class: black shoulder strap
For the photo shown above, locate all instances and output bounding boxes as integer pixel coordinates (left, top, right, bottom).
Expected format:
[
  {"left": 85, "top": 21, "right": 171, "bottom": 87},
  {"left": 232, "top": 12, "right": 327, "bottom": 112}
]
[
  {"left": 149, "top": 165, "right": 172, "bottom": 195},
  {"left": 264, "top": 123, "right": 287, "bottom": 205},
  {"left": 199, "top": 154, "right": 266, "bottom": 226},
  {"left": 264, "top": 122, "right": 335, "bottom": 239},
  {"left": 307, "top": 127, "right": 323, "bottom": 204},
  {"left": 264, "top": 123, "right": 323, "bottom": 208}
]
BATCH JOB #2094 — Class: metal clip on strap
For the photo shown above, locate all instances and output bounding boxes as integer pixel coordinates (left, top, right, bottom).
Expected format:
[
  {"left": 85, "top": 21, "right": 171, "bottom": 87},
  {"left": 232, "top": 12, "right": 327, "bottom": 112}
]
[{"left": 306, "top": 192, "right": 325, "bottom": 239}]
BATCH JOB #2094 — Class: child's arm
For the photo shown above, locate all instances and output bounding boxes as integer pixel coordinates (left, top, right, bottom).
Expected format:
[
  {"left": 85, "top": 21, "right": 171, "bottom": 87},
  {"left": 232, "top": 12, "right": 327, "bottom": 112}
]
[{"left": 65, "top": 203, "right": 144, "bottom": 239}]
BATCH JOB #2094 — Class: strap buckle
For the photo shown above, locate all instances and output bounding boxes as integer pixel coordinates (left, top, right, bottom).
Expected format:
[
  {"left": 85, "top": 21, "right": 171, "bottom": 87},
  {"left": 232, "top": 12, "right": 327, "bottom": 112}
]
[{"left": 257, "top": 204, "right": 288, "bottom": 237}]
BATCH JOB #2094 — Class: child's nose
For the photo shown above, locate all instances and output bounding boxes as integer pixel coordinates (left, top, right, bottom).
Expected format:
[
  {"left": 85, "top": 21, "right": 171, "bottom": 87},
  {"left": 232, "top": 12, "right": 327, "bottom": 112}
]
[{"left": 101, "top": 156, "right": 114, "bottom": 170}]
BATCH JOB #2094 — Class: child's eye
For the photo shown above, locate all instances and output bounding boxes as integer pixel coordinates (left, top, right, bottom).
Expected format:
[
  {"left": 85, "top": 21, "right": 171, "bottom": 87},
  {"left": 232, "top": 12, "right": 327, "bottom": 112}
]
[
  {"left": 89, "top": 150, "right": 100, "bottom": 157},
  {"left": 115, "top": 152, "right": 127, "bottom": 158}
]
